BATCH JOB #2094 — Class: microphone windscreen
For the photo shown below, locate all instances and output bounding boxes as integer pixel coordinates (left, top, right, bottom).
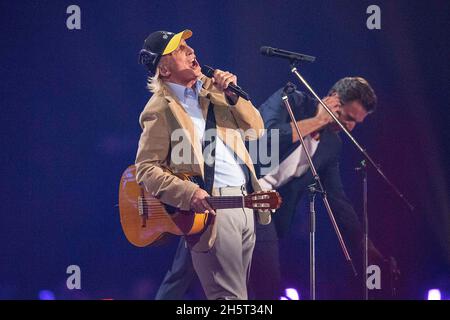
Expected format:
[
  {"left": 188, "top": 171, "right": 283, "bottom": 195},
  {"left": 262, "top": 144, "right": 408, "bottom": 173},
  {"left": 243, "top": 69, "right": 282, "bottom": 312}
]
[{"left": 260, "top": 46, "right": 274, "bottom": 56}]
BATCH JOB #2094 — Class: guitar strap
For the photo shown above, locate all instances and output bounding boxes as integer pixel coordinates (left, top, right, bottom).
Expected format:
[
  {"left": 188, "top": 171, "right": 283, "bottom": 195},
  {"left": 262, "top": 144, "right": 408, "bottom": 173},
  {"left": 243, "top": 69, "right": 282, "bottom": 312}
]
[
  {"left": 202, "top": 101, "right": 216, "bottom": 195},
  {"left": 200, "top": 102, "right": 251, "bottom": 193}
]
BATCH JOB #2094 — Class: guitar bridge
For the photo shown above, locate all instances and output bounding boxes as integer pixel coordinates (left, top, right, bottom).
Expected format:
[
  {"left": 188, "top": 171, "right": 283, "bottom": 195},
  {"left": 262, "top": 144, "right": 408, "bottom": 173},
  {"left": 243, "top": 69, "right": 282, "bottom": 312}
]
[
  {"left": 138, "top": 196, "right": 145, "bottom": 216},
  {"left": 138, "top": 196, "right": 148, "bottom": 227}
]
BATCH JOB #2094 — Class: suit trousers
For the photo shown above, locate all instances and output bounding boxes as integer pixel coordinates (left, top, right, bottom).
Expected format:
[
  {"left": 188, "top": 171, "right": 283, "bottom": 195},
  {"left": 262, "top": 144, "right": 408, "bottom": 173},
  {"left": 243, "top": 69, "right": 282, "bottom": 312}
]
[{"left": 190, "top": 185, "right": 256, "bottom": 300}]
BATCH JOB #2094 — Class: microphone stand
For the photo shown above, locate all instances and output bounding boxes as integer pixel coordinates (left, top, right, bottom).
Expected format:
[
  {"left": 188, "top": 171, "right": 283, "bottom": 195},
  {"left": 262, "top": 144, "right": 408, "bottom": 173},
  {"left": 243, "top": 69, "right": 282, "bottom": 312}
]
[
  {"left": 308, "top": 186, "right": 317, "bottom": 300},
  {"left": 356, "top": 160, "right": 369, "bottom": 300},
  {"left": 289, "top": 62, "right": 414, "bottom": 212},
  {"left": 286, "top": 59, "right": 413, "bottom": 301},
  {"left": 281, "top": 87, "right": 357, "bottom": 301}
]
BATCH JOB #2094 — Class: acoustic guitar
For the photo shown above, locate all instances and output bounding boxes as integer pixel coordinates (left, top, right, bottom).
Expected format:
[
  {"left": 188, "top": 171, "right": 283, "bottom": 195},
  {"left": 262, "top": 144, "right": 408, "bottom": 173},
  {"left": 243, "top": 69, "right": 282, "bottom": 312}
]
[{"left": 119, "top": 165, "right": 282, "bottom": 247}]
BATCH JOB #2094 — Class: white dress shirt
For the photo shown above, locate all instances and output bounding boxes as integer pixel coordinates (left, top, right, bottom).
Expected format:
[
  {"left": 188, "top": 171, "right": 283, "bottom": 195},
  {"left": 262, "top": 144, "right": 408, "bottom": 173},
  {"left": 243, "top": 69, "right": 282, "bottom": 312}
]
[{"left": 258, "top": 135, "right": 320, "bottom": 190}]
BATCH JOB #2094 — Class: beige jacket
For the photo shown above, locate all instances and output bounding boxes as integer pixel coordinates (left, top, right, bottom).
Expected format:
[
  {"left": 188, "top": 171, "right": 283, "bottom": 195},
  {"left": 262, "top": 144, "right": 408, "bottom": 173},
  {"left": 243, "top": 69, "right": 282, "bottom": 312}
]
[{"left": 135, "top": 76, "right": 270, "bottom": 250}]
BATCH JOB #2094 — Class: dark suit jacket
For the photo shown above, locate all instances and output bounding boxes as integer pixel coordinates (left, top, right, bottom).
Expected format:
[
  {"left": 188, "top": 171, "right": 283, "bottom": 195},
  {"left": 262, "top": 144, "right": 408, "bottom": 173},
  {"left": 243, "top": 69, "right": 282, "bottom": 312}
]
[{"left": 256, "top": 88, "right": 364, "bottom": 253}]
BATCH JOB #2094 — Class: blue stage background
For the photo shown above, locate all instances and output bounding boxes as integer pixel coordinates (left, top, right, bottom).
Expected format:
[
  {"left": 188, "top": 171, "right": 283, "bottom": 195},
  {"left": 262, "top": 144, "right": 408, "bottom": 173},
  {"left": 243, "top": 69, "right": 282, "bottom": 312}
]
[{"left": 0, "top": 0, "right": 449, "bottom": 299}]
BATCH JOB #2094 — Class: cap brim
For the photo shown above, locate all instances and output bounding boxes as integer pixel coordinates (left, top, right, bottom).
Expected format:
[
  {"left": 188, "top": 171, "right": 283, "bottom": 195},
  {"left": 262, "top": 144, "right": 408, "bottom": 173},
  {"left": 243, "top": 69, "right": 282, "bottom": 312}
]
[{"left": 162, "top": 29, "right": 192, "bottom": 55}]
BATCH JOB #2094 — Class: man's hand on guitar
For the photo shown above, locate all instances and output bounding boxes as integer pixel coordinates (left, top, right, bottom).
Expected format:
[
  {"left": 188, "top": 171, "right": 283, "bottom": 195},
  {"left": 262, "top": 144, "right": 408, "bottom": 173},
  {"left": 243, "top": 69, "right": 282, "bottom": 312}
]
[{"left": 190, "top": 189, "right": 216, "bottom": 215}]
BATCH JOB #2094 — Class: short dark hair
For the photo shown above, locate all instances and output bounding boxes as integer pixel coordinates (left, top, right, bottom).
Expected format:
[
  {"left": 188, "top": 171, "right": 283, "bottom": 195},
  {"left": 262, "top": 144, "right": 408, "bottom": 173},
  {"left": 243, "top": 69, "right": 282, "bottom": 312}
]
[{"left": 328, "top": 77, "right": 377, "bottom": 113}]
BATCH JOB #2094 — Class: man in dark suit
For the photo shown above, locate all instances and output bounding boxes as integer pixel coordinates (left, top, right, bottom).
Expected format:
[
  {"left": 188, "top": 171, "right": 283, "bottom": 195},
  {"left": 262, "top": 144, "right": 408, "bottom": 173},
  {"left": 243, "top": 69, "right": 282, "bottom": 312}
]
[{"left": 249, "top": 77, "right": 384, "bottom": 299}]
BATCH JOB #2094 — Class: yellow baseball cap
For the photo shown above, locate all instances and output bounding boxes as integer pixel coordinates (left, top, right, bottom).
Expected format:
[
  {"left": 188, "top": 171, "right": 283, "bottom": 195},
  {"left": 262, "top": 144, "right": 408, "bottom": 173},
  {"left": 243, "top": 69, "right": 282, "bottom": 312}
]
[{"left": 139, "top": 29, "right": 193, "bottom": 74}]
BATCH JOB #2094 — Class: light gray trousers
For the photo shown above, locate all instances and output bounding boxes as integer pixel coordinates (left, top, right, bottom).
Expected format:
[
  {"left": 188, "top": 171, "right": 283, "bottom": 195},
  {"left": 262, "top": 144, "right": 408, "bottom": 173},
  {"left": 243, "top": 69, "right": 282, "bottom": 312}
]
[{"left": 190, "top": 185, "right": 255, "bottom": 300}]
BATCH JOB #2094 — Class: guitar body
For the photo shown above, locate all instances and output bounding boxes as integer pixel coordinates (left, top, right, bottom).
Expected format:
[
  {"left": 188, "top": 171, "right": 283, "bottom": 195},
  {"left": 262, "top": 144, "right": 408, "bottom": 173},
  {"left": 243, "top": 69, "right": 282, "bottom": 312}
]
[
  {"left": 119, "top": 165, "right": 281, "bottom": 247},
  {"left": 119, "top": 165, "right": 209, "bottom": 247}
]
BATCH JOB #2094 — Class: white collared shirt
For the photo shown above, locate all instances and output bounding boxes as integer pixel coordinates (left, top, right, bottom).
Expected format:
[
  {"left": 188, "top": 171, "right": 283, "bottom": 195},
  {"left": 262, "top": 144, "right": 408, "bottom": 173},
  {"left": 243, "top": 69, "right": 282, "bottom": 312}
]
[
  {"left": 166, "top": 81, "right": 247, "bottom": 188},
  {"left": 258, "top": 136, "right": 320, "bottom": 190}
]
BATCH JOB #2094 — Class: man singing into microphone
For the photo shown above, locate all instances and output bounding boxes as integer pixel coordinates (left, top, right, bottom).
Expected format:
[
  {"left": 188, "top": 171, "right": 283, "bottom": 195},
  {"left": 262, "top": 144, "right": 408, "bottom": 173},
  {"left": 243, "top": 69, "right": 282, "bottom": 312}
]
[{"left": 135, "top": 29, "right": 269, "bottom": 300}]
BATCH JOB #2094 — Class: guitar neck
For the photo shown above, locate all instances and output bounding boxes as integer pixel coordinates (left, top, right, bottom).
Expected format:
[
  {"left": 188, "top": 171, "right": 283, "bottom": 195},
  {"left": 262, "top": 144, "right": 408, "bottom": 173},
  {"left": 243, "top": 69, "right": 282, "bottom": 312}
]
[{"left": 206, "top": 196, "right": 245, "bottom": 209}]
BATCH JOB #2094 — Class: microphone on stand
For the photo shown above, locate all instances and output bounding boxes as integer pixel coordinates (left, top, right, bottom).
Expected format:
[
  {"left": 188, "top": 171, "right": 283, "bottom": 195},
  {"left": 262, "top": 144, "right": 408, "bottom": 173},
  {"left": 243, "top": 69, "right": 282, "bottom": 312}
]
[
  {"left": 202, "top": 65, "right": 250, "bottom": 100},
  {"left": 260, "top": 46, "right": 316, "bottom": 63}
]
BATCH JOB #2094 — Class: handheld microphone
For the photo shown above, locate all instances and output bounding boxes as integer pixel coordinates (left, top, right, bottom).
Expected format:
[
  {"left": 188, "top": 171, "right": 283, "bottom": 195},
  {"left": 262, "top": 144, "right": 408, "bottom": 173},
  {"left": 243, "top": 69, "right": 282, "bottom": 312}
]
[
  {"left": 202, "top": 65, "right": 250, "bottom": 100},
  {"left": 260, "top": 46, "right": 316, "bottom": 63}
]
